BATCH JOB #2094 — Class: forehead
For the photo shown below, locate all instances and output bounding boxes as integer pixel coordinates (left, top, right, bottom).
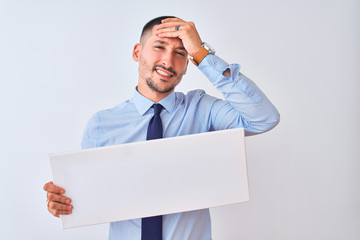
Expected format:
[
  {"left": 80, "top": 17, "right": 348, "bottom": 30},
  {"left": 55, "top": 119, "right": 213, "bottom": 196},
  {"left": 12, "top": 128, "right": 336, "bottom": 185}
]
[{"left": 142, "top": 26, "right": 185, "bottom": 49}]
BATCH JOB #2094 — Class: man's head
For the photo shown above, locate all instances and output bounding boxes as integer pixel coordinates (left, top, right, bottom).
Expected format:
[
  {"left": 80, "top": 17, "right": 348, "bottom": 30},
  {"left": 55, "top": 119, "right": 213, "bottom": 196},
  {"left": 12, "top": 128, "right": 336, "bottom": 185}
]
[{"left": 133, "top": 16, "right": 189, "bottom": 102}]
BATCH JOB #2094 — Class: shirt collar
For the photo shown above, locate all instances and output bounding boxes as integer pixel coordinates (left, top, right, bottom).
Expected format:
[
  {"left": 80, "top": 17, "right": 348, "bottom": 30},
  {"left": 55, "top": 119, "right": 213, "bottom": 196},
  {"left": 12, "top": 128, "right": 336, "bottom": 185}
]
[{"left": 132, "top": 87, "right": 176, "bottom": 115}]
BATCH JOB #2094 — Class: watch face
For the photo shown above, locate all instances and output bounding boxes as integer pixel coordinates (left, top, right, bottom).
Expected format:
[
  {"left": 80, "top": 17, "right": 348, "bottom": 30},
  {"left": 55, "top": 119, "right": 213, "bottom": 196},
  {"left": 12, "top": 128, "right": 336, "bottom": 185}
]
[{"left": 203, "top": 42, "right": 216, "bottom": 54}]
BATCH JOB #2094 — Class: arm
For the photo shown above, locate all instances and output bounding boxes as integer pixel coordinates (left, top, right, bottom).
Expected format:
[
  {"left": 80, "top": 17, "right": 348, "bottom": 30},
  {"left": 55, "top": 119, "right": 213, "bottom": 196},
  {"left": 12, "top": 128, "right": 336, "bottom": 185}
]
[
  {"left": 155, "top": 18, "right": 280, "bottom": 135},
  {"left": 198, "top": 54, "right": 280, "bottom": 135}
]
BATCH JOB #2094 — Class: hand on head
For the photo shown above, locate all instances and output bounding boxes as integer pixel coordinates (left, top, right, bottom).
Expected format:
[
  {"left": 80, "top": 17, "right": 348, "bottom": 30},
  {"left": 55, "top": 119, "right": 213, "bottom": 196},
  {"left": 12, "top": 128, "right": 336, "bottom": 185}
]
[
  {"left": 153, "top": 18, "right": 203, "bottom": 57},
  {"left": 43, "top": 181, "right": 72, "bottom": 217}
]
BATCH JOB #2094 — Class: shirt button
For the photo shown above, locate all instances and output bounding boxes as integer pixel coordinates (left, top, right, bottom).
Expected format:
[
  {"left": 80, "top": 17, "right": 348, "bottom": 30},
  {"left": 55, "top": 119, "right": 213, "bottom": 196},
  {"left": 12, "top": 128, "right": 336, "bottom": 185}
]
[
  {"left": 212, "top": 62, "right": 217, "bottom": 66},
  {"left": 234, "top": 78, "right": 239, "bottom": 82}
]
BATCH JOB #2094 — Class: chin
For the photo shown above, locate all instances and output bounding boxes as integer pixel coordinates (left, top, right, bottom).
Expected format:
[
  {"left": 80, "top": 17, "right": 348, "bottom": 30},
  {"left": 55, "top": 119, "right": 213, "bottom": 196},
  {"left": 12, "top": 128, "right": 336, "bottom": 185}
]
[{"left": 146, "top": 78, "right": 176, "bottom": 94}]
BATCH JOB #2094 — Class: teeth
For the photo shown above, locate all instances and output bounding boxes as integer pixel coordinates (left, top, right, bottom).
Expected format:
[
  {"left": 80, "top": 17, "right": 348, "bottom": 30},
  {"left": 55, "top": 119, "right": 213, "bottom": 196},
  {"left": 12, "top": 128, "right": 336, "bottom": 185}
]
[{"left": 156, "top": 69, "right": 171, "bottom": 77}]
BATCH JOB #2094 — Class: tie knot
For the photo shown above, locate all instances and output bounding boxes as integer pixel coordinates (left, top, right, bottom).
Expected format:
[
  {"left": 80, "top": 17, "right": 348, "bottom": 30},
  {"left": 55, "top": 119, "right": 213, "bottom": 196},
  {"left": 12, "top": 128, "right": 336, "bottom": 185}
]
[{"left": 153, "top": 103, "right": 163, "bottom": 115}]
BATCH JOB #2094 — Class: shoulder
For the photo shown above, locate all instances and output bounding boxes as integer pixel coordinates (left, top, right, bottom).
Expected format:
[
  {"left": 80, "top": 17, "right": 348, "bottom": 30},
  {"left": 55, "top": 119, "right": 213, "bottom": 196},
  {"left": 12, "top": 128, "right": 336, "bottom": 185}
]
[
  {"left": 174, "top": 89, "right": 219, "bottom": 105},
  {"left": 84, "top": 99, "right": 135, "bottom": 129},
  {"left": 174, "top": 89, "right": 206, "bottom": 101},
  {"left": 94, "top": 99, "right": 136, "bottom": 120}
]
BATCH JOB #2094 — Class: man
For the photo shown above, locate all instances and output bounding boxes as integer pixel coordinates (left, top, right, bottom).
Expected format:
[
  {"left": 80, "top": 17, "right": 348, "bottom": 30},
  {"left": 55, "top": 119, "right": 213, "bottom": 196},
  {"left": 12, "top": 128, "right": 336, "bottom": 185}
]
[{"left": 43, "top": 16, "right": 280, "bottom": 239}]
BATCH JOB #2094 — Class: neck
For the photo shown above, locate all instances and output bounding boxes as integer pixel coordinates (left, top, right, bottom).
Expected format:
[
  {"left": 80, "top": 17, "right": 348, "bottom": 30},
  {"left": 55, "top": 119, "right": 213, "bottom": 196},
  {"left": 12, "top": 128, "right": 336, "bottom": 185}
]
[{"left": 136, "top": 85, "right": 173, "bottom": 103}]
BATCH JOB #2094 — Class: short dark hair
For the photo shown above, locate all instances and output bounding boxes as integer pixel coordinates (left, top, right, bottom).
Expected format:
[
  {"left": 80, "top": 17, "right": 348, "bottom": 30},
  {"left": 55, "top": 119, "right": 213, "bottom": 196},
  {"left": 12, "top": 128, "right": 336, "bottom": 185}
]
[{"left": 140, "top": 16, "right": 177, "bottom": 42}]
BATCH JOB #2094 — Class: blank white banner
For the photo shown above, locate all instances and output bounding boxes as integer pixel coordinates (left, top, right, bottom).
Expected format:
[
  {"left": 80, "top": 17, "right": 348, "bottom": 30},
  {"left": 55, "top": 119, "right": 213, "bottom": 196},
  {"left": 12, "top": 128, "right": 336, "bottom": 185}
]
[{"left": 49, "top": 128, "right": 249, "bottom": 229}]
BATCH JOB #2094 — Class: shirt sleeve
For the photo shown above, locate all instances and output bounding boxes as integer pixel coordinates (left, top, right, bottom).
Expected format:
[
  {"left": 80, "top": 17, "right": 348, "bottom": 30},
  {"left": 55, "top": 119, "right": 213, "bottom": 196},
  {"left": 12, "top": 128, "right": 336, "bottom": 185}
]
[
  {"left": 81, "top": 112, "right": 101, "bottom": 149},
  {"left": 197, "top": 54, "right": 280, "bottom": 136}
]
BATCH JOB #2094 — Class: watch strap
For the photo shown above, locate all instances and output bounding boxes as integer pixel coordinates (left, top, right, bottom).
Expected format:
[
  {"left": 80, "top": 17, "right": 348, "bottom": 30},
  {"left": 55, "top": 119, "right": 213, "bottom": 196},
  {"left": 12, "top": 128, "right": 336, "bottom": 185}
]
[{"left": 190, "top": 46, "right": 209, "bottom": 66}]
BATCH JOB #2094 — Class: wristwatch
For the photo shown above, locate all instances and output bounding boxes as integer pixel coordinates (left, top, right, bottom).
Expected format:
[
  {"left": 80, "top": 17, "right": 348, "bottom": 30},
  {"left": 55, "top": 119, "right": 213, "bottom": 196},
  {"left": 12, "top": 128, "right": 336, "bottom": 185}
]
[{"left": 190, "top": 42, "right": 216, "bottom": 66}]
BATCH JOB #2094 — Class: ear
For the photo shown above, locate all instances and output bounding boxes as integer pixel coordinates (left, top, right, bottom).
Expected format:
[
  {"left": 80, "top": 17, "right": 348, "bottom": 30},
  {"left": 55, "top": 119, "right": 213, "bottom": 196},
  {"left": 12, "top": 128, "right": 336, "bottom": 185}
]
[{"left": 132, "top": 43, "right": 141, "bottom": 62}]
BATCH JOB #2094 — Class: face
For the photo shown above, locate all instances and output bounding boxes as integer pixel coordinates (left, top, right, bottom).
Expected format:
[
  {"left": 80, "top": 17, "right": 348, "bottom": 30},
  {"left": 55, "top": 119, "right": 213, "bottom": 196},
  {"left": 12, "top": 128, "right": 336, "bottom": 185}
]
[{"left": 133, "top": 27, "right": 189, "bottom": 100}]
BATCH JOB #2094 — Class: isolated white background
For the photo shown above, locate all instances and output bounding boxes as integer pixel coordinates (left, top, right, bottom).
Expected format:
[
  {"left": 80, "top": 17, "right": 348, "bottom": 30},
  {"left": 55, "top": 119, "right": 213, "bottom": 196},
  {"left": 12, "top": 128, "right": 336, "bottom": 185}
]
[{"left": 1, "top": 0, "right": 359, "bottom": 239}]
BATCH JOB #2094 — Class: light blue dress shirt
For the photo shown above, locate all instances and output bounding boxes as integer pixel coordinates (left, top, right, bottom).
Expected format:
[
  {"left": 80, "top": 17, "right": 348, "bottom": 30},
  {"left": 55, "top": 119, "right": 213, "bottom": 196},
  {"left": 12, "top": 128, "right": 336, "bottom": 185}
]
[{"left": 81, "top": 54, "right": 280, "bottom": 240}]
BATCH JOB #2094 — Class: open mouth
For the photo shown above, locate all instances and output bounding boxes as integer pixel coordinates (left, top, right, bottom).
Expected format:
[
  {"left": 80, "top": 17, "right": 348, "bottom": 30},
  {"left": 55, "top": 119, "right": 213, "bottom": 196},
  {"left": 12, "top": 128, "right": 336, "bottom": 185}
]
[
  {"left": 156, "top": 69, "right": 173, "bottom": 77},
  {"left": 154, "top": 66, "right": 176, "bottom": 79}
]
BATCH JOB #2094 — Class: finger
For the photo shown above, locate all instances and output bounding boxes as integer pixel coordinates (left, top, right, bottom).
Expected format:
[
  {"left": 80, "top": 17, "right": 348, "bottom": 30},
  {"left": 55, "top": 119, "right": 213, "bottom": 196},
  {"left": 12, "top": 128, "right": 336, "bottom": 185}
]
[
  {"left": 154, "top": 18, "right": 187, "bottom": 30},
  {"left": 43, "top": 181, "right": 65, "bottom": 194},
  {"left": 157, "top": 23, "right": 187, "bottom": 32},
  {"left": 48, "top": 199, "right": 73, "bottom": 217},
  {"left": 160, "top": 17, "right": 183, "bottom": 23},
  {"left": 155, "top": 21, "right": 184, "bottom": 31},
  {"left": 155, "top": 24, "right": 187, "bottom": 37},
  {"left": 49, "top": 201, "right": 73, "bottom": 212},
  {"left": 49, "top": 208, "right": 72, "bottom": 218},
  {"left": 47, "top": 192, "right": 71, "bottom": 204},
  {"left": 156, "top": 25, "right": 179, "bottom": 32},
  {"left": 155, "top": 26, "right": 182, "bottom": 36},
  {"left": 156, "top": 31, "right": 182, "bottom": 38}
]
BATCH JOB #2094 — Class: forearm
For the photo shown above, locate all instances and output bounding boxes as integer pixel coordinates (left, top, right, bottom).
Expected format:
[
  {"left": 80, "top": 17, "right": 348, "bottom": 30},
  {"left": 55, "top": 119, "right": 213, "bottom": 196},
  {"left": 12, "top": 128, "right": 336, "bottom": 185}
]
[{"left": 198, "top": 54, "right": 280, "bottom": 135}]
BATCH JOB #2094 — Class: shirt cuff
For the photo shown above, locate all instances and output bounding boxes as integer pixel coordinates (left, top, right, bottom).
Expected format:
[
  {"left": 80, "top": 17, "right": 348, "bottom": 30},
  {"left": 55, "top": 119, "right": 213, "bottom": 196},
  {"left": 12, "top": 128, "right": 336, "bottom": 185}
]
[{"left": 197, "top": 54, "right": 235, "bottom": 85}]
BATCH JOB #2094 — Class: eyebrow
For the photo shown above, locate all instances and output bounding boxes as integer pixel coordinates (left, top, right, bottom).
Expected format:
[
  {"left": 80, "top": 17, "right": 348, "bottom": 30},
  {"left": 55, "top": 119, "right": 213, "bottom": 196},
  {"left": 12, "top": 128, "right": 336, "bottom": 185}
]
[{"left": 153, "top": 40, "right": 187, "bottom": 51}]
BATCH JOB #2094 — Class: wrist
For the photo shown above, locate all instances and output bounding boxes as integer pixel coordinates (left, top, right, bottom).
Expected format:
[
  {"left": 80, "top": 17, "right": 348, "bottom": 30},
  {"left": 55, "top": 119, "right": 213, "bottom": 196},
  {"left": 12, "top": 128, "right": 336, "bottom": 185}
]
[
  {"left": 189, "top": 46, "right": 202, "bottom": 58},
  {"left": 190, "top": 42, "right": 216, "bottom": 66}
]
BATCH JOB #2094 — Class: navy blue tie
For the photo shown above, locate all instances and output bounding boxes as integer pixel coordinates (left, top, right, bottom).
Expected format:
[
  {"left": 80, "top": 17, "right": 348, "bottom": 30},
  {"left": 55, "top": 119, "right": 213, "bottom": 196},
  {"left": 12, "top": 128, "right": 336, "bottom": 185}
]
[{"left": 141, "top": 103, "right": 163, "bottom": 240}]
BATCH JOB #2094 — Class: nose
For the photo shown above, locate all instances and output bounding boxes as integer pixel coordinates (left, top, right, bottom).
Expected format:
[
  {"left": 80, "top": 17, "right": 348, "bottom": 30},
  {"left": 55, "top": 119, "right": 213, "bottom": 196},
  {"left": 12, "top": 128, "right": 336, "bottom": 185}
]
[{"left": 161, "top": 51, "right": 174, "bottom": 68}]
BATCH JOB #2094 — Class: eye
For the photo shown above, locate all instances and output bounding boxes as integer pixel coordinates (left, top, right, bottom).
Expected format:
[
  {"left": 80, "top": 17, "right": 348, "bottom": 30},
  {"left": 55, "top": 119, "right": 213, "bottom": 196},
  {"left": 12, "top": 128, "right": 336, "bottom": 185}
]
[
  {"left": 176, "top": 51, "right": 186, "bottom": 56},
  {"left": 154, "top": 45, "right": 164, "bottom": 50}
]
